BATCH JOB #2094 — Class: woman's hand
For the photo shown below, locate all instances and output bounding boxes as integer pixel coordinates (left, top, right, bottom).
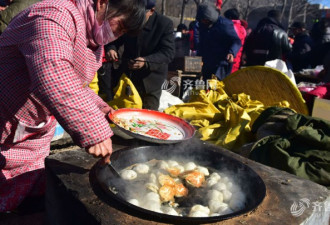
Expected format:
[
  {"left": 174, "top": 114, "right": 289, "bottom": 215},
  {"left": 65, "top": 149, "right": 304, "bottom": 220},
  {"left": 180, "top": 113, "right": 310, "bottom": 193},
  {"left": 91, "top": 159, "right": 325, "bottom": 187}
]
[
  {"left": 101, "top": 105, "right": 115, "bottom": 115},
  {"left": 86, "top": 138, "right": 113, "bottom": 164}
]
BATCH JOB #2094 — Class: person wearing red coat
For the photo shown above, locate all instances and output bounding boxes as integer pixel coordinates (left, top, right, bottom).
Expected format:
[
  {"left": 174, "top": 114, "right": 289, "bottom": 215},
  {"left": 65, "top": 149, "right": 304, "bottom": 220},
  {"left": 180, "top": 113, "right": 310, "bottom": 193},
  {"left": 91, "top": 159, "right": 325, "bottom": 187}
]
[
  {"left": 224, "top": 8, "right": 247, "bottom": 73},
  {"left": 215, "top": 0, "right": 222, "bottom": 10}
]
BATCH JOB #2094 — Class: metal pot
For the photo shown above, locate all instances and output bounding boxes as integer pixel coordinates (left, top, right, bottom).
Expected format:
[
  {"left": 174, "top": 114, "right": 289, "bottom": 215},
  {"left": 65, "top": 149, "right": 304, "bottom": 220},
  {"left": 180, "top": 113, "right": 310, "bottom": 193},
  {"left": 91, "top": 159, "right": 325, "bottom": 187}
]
[{"left": 94, "top": 142, "right": 266, "bottom": 224}]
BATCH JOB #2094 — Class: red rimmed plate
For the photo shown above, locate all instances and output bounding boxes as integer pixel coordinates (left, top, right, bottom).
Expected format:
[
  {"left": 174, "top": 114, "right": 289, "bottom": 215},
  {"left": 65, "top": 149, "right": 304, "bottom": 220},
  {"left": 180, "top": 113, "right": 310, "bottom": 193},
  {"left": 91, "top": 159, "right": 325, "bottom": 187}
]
[{"left": 108, "top": 108, "right": 196, "bottom": 144}]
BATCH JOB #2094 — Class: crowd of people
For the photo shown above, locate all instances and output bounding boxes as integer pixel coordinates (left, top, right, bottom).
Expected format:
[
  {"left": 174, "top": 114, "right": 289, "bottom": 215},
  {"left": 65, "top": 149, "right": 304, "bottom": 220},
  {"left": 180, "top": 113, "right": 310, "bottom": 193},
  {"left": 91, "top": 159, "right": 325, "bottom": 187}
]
[
  {"left": 177, "top": 5, "right": 329, "bottom": 81},
  {"left": 0, "top": 0, "right": 329, "bottom": 215}
]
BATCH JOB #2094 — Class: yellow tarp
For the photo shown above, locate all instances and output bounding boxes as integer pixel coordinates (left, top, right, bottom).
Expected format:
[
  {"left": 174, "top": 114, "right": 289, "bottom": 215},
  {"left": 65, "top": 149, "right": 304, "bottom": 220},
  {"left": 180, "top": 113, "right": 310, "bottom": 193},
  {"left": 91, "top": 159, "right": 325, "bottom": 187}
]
[
  {"left": 165, "top": 80, "right": 273, "bottom": 151},
  {"left": 107, "top": 73, "right": 143, "bottom": 109}
]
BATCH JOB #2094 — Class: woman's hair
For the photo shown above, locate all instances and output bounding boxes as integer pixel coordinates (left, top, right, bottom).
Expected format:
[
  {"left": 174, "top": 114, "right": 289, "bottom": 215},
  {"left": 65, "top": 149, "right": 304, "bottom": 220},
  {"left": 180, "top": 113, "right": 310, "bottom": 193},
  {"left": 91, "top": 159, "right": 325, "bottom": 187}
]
[
  {"left": 106, "top": 0, "right": 146, "bottom": 36},
  {"left": 224, "top": 8, "right": 239, "bottom": 20}
]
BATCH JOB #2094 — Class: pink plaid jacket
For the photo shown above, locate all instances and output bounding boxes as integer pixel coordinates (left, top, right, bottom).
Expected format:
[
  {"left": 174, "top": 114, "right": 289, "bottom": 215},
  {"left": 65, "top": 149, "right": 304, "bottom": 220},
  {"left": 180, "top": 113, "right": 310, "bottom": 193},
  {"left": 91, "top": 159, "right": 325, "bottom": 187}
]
[{"left": 0, "top": 0, "right": 113, "bottom": 147}]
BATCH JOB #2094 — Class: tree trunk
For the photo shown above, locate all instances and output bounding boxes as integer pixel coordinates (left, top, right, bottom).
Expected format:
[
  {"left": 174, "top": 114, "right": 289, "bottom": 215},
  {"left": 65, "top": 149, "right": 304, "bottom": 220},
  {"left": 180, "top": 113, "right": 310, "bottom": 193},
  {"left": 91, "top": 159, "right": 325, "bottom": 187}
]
[
  {"left": 180, "top": 0, "right": 188, "bottom": 24},
  {"left": 161, "top": 0, "right": 166, "bottom": 15}
]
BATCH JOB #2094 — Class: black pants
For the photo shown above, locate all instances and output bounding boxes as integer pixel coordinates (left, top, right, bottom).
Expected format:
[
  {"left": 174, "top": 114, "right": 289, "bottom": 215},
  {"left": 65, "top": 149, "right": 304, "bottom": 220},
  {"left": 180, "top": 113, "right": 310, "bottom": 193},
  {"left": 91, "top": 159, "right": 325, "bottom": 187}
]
[{"left": 98, "top": 63, "right": 121, "bottom": 101}]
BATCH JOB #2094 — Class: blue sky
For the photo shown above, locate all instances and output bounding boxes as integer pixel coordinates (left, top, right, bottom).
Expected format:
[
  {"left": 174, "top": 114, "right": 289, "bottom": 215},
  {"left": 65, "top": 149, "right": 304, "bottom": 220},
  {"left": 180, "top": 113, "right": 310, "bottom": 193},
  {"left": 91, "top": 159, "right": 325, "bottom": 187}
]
[{"left": 318, "top": 0, "right": 330, "bottom": 7}]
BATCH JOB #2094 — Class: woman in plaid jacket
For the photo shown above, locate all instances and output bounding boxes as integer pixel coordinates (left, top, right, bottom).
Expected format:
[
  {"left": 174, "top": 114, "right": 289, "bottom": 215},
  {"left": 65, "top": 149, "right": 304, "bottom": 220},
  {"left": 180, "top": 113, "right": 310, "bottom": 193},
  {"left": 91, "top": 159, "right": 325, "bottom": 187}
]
[{"left": 0, "top": 0, "right": 145, "bottom": 212}]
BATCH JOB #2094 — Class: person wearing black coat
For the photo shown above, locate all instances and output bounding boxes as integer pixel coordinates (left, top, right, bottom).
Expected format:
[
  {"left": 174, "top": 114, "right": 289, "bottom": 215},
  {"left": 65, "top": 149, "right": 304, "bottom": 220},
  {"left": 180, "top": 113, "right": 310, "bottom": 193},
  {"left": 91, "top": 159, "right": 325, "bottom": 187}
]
[
  {"left": 106, "top": 0, "right": 175, "bottom": 110},
  {"left": 243, "top": 10, "right": 292, "bottom": 66},
  {"left": 286, "top": 21, "right": 314, "bottom": 72}
]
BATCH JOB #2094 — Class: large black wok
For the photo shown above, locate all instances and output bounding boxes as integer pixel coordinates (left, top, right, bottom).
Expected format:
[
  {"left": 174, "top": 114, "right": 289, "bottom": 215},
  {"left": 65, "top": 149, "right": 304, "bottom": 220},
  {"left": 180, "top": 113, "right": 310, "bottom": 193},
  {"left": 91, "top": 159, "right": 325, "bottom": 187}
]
[{"left": 94, "top": 142, "right": 266, "bottom": 224}]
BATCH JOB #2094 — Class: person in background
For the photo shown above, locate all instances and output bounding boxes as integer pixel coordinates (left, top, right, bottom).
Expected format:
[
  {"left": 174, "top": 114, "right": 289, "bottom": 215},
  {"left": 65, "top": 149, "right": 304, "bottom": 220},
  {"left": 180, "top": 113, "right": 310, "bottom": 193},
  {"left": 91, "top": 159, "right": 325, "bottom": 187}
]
[
  {"left": 188, "top": 20, "right": 197, "bottom": 55},
  {"left": 97, "top": 44, "right": 123, "bottom": 102},
  {"left": 308, "top": 18, "right": 330, "bottom": 69},
  {"left": 107, "top": 0, "right": 175, "bottom": 110},
  {"left": 176, "top": 23, "right": 190, "bottom": 57},
  {"left": 168, "top": 23, "right": 190, "bottom": 71},
  {"left": 215, "top": 0, "right": 222, "bottom": 11},
  {"left": 0, "top": 0, "right": 145, "bottom": 212},
  {"left": 286, "top": 21, "right": 314, "bottom": 72},
  {"left": 192, "top": 20, "right": 201, "bottom": 56},
  {"left": 243, "top": 10, "right": 291, "bottom": 66},
  {"left": 224, "top": 8, "right": 247, "bottom": 73},
  {"left": 0, "top": 0, "right": 40, "bottom": 34},
  {"left": 310, "top": 18, "right": 330, "bottom": 45},
  {"left": 195, "top": 3, "right": 241, "bottom": 80},
  {"left": 322, "top": 50, "right": 330, "bottom": 83}
]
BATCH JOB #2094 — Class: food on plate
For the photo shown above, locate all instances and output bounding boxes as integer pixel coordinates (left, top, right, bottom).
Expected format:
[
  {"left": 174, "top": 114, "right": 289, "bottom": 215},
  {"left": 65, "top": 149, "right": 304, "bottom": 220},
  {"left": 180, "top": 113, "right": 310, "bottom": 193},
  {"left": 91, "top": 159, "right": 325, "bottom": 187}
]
[{"left": 112, "top": 116, "right": 184, "bottom": 140}]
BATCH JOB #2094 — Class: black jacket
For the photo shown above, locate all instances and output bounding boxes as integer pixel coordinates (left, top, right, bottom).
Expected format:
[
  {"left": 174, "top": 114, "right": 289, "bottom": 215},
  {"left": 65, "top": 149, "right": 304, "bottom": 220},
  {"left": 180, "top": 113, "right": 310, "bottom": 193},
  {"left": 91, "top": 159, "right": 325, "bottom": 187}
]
[
  {"left": 244, "top": 17, "right": 292, "bottom": 66},
  {"left": 106, "top": 12, "right": 175, "bottom": 109},
  {"left": 287, "top": 31, "right": 314, "bottom": 72}
]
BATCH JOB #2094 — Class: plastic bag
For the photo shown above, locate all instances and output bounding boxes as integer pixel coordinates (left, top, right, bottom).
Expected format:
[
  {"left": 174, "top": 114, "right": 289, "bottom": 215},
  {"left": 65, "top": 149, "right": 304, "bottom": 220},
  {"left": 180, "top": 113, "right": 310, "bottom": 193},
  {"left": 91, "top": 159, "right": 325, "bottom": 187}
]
[
  {"left": 89, "top": 73, "right": 99, "bottom": 94},
  {"left": 107, "top": 73, "right": 142, "bottom": 109},
  {"left": 158, "top": 90, "right": 184, "bottom": 112},
  {"left": 264, "top": 59, "right": 296, "bottom": 85}
]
